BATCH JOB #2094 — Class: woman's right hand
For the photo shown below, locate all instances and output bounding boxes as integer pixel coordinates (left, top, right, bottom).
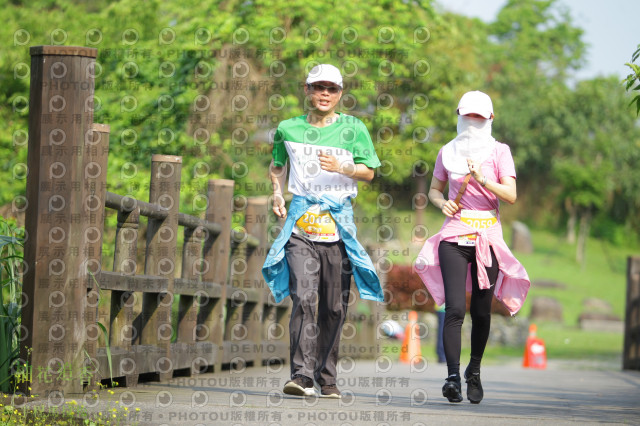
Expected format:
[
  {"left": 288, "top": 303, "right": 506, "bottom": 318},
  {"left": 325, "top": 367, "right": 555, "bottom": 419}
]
[{"left": 441, "top": 199, "right": 460, "bottom": 218}]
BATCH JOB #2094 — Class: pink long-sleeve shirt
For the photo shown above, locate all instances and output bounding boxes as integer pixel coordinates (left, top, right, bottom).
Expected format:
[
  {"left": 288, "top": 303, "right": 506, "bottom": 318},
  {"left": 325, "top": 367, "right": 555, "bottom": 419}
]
[{"left": 415, "top": 143, "right": 530, "bottom": 315}]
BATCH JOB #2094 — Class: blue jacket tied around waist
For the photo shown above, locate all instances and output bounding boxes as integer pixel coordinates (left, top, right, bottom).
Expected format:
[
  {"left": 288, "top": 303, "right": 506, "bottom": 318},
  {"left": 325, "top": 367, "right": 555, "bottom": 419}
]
[{"left": 262, "top": 194, "right": 384, "bottom": 303}]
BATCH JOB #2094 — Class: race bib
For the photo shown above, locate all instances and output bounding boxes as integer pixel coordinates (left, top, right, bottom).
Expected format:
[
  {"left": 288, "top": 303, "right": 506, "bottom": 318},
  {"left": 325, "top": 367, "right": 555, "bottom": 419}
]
[
  {"left": 457, "top": 234, "right": 477, "bottom": 246},
  {"left": 458, "top": 210, "right": 498, "bottom": 246},
  {"left": 460, "top": 209, "right": 498, "bottom": 230},
  {"left": 295, "top": 205, "right": 338, "bottom": 242}
]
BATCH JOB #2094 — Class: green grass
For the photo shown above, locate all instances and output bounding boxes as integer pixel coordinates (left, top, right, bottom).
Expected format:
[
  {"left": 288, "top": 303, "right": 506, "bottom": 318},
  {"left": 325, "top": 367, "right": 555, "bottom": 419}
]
[
  {"left": 522, "top": 322, "right": 623, "bottom": 358},
  {"left": 384, "top": 323, "right": 623, "bottom": 368},
  {"left": 0, "top": 390, "right": 132, "bottom": 425},
  {"left": 471, "top": 322, "right": 623, "bottom": 367},
  {"left": 513, "top": 231, "right": 631, "bottom": 325}
]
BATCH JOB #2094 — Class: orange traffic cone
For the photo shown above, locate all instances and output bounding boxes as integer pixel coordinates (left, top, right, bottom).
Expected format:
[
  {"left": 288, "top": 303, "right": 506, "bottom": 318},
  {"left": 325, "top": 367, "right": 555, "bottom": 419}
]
[
  {"left": 522, "top": 323, "right": 547, "bottom": 369},
  {"left": 399, "top": 311, "right": 422, "bottom": 364}
]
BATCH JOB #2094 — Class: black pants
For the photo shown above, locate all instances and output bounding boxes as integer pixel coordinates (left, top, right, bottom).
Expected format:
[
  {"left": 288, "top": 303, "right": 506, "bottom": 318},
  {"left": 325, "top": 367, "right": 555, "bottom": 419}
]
[
  {"left": 438, "top": 241, "right": 499, "bottom": 376},
  {"left": 285, "top": 233, "right": 352, "bottom": 386}
]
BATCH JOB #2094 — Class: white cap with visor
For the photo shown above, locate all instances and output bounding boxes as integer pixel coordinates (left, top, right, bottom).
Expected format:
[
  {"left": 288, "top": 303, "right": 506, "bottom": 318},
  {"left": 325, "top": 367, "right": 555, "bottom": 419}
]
[
  {"left": 442, "top": 90, "right": 497, "bottom": 179},
  {"left": 306, "top": 64, "right": 343, "bottom": 88},
  {"left": 457, "top": 90, "right": 493, "bottom": 119}
]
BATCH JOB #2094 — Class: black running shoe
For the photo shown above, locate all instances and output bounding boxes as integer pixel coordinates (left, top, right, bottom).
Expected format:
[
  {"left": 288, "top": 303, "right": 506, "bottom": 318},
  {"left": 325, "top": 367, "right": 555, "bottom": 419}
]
[
  {"left": 464, "top": 366, "right": 483, "bottom": 404},
  {"left": 442, "top": 374, "right": 463, "bottom": 403}
]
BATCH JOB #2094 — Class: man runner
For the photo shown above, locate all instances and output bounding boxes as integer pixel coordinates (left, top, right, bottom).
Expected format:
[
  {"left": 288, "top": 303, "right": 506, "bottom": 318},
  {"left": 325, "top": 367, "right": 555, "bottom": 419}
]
[{"left": 262, "top": 64, "right": 383, "bottom": 398}]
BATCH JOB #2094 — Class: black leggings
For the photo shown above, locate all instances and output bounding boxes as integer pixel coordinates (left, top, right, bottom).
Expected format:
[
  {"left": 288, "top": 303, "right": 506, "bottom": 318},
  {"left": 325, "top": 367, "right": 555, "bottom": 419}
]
[{"left": 438, "top": 241, "right": 499, "bottom": 376}]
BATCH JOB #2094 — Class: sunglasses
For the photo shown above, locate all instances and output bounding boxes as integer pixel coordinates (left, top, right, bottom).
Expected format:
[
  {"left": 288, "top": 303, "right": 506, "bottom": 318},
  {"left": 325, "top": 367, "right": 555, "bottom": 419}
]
[{"left": 308, "top": 83, "right": 342, "bottom": 94}]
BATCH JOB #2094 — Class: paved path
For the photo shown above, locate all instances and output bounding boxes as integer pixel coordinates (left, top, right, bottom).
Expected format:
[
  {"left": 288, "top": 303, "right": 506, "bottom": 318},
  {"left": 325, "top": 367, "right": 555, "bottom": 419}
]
[{"left": 71, "top": 357, "right": 640, "bottom": 425}]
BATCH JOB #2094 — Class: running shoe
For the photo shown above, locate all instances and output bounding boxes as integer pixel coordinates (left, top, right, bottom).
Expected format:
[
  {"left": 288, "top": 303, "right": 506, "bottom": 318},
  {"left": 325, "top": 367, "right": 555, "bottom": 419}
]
[
  {"left": 320, "top": 384, "right": 341, "bottom": 399},
  {"left": 283, "top": 375, "right": 316, "bottom": 397},
  {"left": 442, "top": 374, "right": 463, "bottom": 403},
  {"left": 464, "top": 366, "right": 483, "bottom": 404}
]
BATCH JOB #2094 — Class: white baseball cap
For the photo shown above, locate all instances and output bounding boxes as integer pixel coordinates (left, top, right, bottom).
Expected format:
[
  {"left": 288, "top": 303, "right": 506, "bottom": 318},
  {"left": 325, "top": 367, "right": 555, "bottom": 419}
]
[
  {"left": 306, "top": 64, "right": 343, "bottom": 88},
  {"left": 457, "top": 90, "right": 493, "bottom": 119}
]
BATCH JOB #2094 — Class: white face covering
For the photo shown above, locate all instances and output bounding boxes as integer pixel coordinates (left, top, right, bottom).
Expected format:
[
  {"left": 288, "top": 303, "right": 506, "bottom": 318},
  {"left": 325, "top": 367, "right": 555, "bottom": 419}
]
[{"left": 441, "top": 115, "right": 496, "bottom": 180}]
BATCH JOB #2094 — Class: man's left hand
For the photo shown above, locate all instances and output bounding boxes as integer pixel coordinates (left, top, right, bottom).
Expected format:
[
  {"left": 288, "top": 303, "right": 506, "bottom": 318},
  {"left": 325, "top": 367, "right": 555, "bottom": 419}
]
[{"left": 318, "top": 151, "right": 340, "bottom": 173}]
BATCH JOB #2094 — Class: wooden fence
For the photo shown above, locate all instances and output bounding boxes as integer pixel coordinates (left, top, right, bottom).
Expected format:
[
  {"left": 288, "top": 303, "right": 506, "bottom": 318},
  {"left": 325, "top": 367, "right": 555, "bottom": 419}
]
[
  {"left": 20, "top": 46, "right": 382, "bottom": 397},
  {"left": 623, "top": 257, "right": 640, "bottom": 370}
]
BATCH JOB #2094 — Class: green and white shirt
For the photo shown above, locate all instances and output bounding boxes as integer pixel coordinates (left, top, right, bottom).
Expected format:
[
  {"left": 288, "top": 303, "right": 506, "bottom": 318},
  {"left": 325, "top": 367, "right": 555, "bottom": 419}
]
[{"left": 272, "top": 113, "right": 380, "bottom": 242}]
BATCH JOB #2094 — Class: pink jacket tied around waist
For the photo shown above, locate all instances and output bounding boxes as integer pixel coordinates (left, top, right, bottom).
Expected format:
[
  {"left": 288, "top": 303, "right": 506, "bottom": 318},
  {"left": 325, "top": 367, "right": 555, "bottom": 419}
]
[{"left": 415, "top": 216, "right": 530, "bottom": 316}]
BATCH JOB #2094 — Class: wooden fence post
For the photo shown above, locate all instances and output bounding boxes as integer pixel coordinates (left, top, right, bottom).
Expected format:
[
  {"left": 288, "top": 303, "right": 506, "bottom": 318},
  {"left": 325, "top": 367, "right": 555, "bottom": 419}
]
[
  {"left": 21, "top": 45, "right": 98, "bottom": 396},
  {"left": 140, "top": 154, "right": 181, "bottom": 381},
  {"left": 200, "top": 179, "right": 234, "bottom": 374},
  {"left": 83, "top": 123, "right": 110, "bottom": 391},
  {"left": 224, "top": 201, "right": 249, "bottom": 368},
  {"left": 174, "top": 225, "right": 205, "bottom": 374},
  {"left": 109, "top": 206, "right": 141, "bottom": 386},
  {"left": 243, "top": 197, "right": 268, "bottom": 365}
]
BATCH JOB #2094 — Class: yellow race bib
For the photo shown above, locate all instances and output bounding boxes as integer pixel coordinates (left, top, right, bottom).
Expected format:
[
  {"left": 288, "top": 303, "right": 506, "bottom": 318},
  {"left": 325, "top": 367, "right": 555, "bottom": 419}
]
[
  {"left": 295, "top": 206, "right": 338, "bottom": 242},
  {"left": 460, "top": 209, "right": 498, "bottom": 230},
  {"left": 458, "top": 210, "right": 498, "bottom": 246}
]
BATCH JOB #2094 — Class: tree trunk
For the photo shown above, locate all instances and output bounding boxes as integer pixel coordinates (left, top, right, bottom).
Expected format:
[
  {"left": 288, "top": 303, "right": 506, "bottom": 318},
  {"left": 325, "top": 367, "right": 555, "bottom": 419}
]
[
  {"left": 565, "top": 198, "right": 576, "bottom": 244},
  {"left": 576, "top": 209, "right": 591, "bottom": 266}
]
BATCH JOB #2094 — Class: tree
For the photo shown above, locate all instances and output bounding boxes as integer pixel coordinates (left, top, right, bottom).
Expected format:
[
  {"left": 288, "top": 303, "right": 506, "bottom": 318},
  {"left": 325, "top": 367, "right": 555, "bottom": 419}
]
[
  {"left": 623, "top": 43, "right": 640, "bottom": 116},
  {"left": 552, "top": 158, "right": 609, "bottom": 264},
  {"left": 553, "top": 77, "right": 640, "bottom": 260},
  {"left": 1, "top": 0, "right": 638, "bottom": 248},
  {"left": 485, "top": 0, "right": 586, "bottom": 182}
]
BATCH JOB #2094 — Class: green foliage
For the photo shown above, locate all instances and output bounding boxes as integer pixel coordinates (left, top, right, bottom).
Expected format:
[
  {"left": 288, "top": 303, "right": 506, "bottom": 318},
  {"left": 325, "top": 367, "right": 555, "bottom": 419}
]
[
  {"left": 0, "top": 217, "right": 24, "bottom": 394},
  {"left": 486, "top": 0, "right": 586, "bottom": 178},
  {"left": 565, "top": 77, "right": 640, "bottom": 235},
  {"left": 0, "top": 386, "right": 130, "bottom": 425},
  {"left": 0, "top": 0, "right": 638, "bottom": 242},
  {"left": 590, "top": 216, "right": 632, "bottom": 246},
  {"left": 552, "top": 159, "right": 608, "bottom": 211},
  {"left": 1, "top": 0, "right": 445, "bottom": 218},
  {"left": 489, "top": 0, "right": 585, "bottom": 82},
  {"left": 88, "top": 272, "right": 114, "bottom": 387},
  {"left": 623, "top": 43, "right": 640, "bottom": 116}
]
